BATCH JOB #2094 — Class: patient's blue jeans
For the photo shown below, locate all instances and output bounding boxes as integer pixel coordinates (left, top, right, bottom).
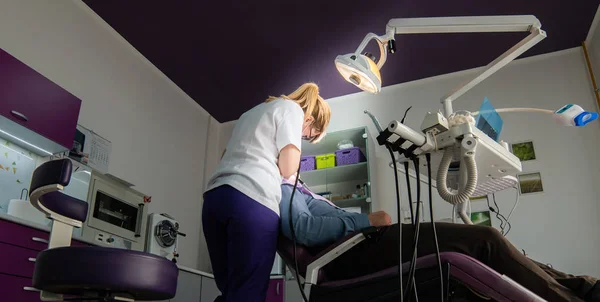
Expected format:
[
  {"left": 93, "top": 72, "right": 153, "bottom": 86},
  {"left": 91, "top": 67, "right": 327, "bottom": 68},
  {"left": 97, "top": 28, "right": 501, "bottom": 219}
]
[{"left": 203, "top": 185, "right": 279, "bottom": 302}]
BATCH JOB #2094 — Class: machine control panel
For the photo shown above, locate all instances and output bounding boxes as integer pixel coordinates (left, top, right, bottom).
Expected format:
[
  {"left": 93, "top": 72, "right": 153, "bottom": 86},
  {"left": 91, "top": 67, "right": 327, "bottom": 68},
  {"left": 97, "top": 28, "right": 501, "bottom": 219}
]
[{"left": 93, "top": 230, "right": 132, "bottom": 250}]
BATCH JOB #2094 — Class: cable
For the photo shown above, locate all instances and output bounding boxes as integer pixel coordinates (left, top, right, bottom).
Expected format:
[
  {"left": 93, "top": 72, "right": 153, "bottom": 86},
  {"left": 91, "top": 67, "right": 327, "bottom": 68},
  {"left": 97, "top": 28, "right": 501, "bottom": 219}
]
[
  {"left": 426, "top": 153, "right": 444, "bottom": 302},
  {"left": 486, "top": 194, "right": 511, "bottom": 236},
  {"left": 492, "top": 194, "right": 511, "bottom": 235},
  {"left": 289, "top": 166, "right": 309, "bottom": 302},
  {"left": 387, "top": 146, "right": 404, "bottom": 302},
  {"left": 401, "top": 106, "right": 413, "bottom": 124},
  {"left": 506, "top": 188, "right": 520, "bottom": 221},
  {"left": 403, "top": 161, "right": 415, "bottom": 224},
  {"left": 404, "top": 157, "right": 422, "bottom": 301},
  {"left": 486, "top": 195, "right": 504, "bottom": 233},
  {"left": 506, "top": 188, "right": 520, "bottom": 222}
]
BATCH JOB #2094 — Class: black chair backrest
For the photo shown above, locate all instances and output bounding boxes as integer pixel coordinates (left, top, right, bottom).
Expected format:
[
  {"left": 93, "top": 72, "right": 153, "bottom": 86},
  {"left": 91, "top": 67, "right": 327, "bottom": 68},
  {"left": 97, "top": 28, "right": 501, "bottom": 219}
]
[{"left": 30, "top": 159, "right": 72, "bottom": 195}]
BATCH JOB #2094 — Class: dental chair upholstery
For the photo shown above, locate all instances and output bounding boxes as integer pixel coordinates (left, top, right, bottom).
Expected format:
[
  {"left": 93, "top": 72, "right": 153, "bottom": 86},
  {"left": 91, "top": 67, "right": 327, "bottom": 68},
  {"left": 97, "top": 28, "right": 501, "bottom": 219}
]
[
  {"left": 29, "top": 159, "right": 178, "bottom": 301},
  {"left": 277, "top": 228, "right": 546, "bottom": 302}
]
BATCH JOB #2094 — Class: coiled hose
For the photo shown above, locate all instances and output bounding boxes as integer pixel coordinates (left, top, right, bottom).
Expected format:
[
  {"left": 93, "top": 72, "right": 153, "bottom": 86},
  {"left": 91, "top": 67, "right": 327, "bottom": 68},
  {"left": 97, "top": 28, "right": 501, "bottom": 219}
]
[{"left": 436, "top": 145, "right": 478, "bottom": 205}]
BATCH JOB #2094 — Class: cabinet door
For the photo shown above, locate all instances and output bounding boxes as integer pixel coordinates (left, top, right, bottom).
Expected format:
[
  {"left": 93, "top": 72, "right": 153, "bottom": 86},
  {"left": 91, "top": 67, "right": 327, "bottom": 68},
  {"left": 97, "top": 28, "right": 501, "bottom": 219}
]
[
  {"left": 200, "top": 276, "right": 221, "bottom": 301},
  {"left": 0, "top": 273, "right": 42, "bottom": 302},
  {"left": 285, "top": 280, "right": 304, "bottom": 302},
  {"left": 266, "top": 279, "right": 285, "bottom": 302},
  {"left": 170, "top": 271, "right": 201, "bottom": 302},
  {"left": 0, "top": 49, "right": 81, "bottom": 149}
]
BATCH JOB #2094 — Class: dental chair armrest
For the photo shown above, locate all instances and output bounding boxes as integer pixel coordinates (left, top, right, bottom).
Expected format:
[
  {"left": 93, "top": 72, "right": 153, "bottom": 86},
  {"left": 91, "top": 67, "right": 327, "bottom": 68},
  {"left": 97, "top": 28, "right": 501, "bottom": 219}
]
[{"left": 306, "top": 232, "right": 367, "bottom": 286}]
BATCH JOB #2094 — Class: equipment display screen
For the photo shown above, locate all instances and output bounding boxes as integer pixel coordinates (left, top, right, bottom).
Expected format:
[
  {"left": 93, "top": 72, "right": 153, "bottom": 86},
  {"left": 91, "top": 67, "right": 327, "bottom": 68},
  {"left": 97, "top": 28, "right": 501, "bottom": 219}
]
[{"left": 93, "top": 191, "right": 138, "bottom": 232}]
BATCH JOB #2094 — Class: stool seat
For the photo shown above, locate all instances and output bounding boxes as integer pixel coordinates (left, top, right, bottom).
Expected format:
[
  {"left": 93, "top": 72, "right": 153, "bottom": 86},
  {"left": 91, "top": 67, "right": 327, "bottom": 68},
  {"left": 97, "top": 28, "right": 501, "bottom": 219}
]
[{"left": 33, "top": 246, "right": 178, "bottom": 301}]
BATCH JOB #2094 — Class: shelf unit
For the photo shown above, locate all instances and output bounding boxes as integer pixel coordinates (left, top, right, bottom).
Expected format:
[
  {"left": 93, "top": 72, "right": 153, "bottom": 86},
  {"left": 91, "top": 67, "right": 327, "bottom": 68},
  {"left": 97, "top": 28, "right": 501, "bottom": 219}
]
[{"left": 300, "top": 127, "right": 371, "bottom": 214}]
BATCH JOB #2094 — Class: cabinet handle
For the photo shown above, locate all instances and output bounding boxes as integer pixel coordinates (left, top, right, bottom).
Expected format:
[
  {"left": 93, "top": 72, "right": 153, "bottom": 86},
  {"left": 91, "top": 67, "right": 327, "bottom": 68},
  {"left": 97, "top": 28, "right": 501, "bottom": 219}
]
[
  {"left": 23, "top": 287, "right": 40, "bottom": 292},
  {"left": 32, "top": 237, "right": 49, "bottom": 244},
  {"left": 10, "top": 110, "right": 28, "bottom": 122},
  {"left": 276, "top": 282, "right": 280, "bottom": 295},
  {"left": 28, "top": 258, "right": 36, "bottom": 262}
]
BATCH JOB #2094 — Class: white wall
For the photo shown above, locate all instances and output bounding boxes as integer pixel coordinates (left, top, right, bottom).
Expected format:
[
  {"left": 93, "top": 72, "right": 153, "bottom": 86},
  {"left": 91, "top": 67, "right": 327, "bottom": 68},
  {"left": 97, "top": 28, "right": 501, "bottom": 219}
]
[
  {"left": 0, "top": 0, "right": 210, "bottom": 269},
  {"left": 325, "top": 48, "right": 600, "bottom": 276}
]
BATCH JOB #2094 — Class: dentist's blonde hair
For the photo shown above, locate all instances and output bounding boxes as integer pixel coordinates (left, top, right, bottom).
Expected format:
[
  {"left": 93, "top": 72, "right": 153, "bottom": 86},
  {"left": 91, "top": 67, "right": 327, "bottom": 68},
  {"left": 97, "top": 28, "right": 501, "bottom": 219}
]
[{"left": 266, "top": 83, "right": 331, "bottom": 137}]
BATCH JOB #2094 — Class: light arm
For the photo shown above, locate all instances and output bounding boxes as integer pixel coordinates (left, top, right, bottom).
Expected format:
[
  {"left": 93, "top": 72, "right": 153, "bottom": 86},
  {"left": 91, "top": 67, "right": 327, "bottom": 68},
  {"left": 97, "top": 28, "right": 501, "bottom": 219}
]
[
  {"left": 353, "top": 32, "right": 393, "bottom": 68},
  {"left": 338, "top": 15, "right": 546, "bottom": 111},
  {"left": 441, "top": 27, "right": 546, "bottom": 116},
  {"left": 385, "top": 15, "right": 541, "bottom": 34}
]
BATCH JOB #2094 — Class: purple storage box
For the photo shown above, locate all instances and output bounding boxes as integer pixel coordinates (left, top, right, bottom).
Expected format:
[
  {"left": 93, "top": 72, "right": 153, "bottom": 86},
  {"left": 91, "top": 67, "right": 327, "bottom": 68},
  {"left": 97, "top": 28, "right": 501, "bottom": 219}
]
[
  {"left": 300, "top": 156, "right": 316, "bottom": 171},
  {"left": 335, "top": 147, "right": 366, "bottom": 166}
]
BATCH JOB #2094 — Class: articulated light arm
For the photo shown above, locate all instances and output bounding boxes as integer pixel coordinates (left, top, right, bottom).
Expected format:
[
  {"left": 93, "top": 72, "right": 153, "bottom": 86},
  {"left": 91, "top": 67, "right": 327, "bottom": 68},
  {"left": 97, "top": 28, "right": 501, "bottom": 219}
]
[
  {"left": 353, "top": 32, "right": 395, "bottom": 69},
  {"left": 336, "top": 15, "right": 547, "bottom": 117},
  {"left": 385, "top": 15, "right": 541, "bottom": 34},
  {"left": 441, "top": 27, "right": 546, "bottom": 116}
]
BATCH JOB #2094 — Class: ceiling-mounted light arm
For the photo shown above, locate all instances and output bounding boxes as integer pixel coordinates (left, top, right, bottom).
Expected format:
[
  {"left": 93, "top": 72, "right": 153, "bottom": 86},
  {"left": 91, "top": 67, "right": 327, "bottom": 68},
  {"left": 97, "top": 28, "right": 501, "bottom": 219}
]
[
  {"left": 336, "top": 15, "right": 545, "bottom": 96},
  {"left": 441, "top": 26, "right": 546, "bottom": 116},
  {"left": 385, "top": 15, "right": 541, "bottom": 34},
  {"left": 354, "top": 32, "right": 394, "bottom": 69}
]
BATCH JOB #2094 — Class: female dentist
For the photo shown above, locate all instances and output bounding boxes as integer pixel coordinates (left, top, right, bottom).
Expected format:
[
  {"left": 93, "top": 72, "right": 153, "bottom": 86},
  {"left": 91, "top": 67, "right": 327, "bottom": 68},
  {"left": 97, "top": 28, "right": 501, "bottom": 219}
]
[{"left": 202, "top": 83, "right": 331, "bottom": 302}]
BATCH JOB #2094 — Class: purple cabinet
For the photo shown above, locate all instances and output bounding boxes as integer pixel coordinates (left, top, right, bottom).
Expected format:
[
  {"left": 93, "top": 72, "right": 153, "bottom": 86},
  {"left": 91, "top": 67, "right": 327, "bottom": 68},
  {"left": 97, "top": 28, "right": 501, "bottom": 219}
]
[
  {"left": 0, "top": 48, "right": 81, "bottom": 150},
  {"left": 0, "top": 218, "right": 94, "bottom": 301},
  {"left": 0, "top": 274, "right": 42, "bottom": 302},
  {"left": 0, "top": 219, "right": 50, "bottom": 251},
  {"left": 0, "top": 242, "right": 38, "bottom": 278},
  {"left": 266, "top": 278, "right": 285, "bottom": 302}
]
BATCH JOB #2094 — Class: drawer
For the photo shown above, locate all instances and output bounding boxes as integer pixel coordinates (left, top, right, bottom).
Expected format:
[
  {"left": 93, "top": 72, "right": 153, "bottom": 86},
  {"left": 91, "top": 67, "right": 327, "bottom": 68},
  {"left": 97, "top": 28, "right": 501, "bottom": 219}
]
[
  {"left": 0, "top": 273, "right": 41, "bottom": 302},
  {"left": 0, "top": 242, "right": 37, "bottom": 278},
  {"left": 0, "top": 219, "right": 50, "bottom": 251}
]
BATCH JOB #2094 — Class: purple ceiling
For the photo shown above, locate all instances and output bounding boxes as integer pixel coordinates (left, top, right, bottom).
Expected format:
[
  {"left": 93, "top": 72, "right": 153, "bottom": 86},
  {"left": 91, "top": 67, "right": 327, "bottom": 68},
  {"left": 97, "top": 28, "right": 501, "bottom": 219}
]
[{"left": 83, "top": 0, "right": 599, "bottom": 122}]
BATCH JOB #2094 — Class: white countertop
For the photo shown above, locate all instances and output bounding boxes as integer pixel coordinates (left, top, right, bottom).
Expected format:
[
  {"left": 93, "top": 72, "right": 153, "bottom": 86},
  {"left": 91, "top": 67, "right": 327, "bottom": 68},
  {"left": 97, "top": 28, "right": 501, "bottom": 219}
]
[{"left": 177, "top": 265, "right": 215, "bottom": 278}]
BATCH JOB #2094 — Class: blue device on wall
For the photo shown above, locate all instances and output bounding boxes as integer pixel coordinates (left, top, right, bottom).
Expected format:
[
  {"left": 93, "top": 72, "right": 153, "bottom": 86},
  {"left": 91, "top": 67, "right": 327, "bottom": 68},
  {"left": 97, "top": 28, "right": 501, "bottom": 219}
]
[{"left": 476, "top": 98, "right": 503, "bottom": 141}]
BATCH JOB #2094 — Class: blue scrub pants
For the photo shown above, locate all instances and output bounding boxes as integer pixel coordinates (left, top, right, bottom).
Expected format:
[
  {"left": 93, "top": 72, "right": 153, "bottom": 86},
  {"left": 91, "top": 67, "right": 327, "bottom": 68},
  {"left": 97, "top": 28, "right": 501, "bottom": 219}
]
[{"left": 203, "top": 185, "right": 280, "bottom": 302}]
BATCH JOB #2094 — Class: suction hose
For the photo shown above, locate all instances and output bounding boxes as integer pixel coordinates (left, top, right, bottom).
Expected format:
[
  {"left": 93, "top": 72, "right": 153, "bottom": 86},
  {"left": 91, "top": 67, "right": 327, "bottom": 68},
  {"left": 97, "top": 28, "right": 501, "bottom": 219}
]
[{"left": 436, "top": 139, "right": 478, "bottom": 206}]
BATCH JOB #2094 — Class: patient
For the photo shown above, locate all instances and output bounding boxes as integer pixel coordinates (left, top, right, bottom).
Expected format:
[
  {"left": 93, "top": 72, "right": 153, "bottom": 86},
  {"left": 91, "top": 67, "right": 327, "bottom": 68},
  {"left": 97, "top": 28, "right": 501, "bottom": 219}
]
[{"left": 279, "top": 179, "right": 600, "bottom": 302}]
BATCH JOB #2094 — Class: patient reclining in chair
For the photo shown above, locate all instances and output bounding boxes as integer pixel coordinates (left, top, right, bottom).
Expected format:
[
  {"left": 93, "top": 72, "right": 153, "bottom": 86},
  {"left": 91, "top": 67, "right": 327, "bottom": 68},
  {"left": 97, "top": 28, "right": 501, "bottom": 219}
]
[{"left": 279, "top": 179, "right": 600, "bottom": 302}]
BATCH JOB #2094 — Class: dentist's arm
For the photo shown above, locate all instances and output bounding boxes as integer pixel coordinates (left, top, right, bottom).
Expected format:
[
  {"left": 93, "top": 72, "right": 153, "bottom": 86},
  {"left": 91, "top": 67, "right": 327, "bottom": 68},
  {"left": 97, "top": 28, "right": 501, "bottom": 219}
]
[{"left": 278, "top": 145, "right": 301, "bottom": 179}]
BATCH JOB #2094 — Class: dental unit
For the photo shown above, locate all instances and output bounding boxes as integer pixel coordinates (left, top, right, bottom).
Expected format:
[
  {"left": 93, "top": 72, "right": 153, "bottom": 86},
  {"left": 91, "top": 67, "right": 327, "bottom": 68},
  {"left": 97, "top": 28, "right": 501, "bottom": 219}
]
[
  {"left": 336, "top": 15, "right": 598, "bottom": 224},
  {"left": 293, "top": 14, "right": 600, "bottom": 302}
]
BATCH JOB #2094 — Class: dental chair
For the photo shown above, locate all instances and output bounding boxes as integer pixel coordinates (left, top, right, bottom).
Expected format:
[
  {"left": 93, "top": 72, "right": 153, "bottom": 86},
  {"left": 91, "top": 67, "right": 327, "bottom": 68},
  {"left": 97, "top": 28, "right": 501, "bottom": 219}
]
[
  {"left": 277, "top": 228, "right": 546, "bottom": 302},
  {"left": 28, "top": 159, "right": 178, "bottom": 301}
]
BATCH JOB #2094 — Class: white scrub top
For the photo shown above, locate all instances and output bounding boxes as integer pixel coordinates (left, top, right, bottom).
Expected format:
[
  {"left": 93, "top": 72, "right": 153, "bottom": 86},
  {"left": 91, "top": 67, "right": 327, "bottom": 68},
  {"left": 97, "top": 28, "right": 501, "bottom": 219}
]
[{"left": 205, "top": 99, "right": 304, "bottom": 215}]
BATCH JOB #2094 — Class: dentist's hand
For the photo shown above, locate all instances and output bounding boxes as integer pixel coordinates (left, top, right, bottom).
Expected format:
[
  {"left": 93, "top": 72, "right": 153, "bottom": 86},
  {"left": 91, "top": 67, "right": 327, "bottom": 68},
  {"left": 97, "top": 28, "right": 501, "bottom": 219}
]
[{"left": 368, "top": 211, "right": 392, "bottom": 227}]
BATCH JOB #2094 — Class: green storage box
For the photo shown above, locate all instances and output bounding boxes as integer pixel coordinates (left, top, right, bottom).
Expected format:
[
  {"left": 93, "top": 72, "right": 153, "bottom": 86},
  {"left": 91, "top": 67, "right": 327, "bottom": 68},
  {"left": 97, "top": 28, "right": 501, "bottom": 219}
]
[{"left": 315, "top": 153, "right": 336, "bottom": 169}]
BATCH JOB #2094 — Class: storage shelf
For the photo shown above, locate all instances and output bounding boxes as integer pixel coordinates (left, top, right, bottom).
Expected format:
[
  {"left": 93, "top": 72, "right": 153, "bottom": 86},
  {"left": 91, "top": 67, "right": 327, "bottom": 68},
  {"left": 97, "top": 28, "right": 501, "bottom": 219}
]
[
  {"left": 302, "top": 127, "right": 367, "bottom": 156},
  {"left": 300, "top": 162, "right": 368, "bottom": 186}
]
